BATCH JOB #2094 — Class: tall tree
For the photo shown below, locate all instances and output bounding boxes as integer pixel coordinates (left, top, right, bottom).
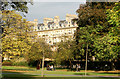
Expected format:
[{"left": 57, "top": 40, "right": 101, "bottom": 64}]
[
  {"left": 2, "top": 10, "right": 34, "bottom": 59},
  {"left": 93, "top": 2, "right": 120, "bottom": 70},
  {"left": 0, "top": 0, "right": 33, "bottom": 63},
  {"left": 75, "top": 2, "right": 116, "bottom": 72},
  {"left": 74, "top": 2, "right": 114, "bottom": 62}
]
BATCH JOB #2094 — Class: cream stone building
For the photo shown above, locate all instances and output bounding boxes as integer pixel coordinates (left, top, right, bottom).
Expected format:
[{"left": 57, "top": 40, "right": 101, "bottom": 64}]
[{"left": 30, "top": 14, "right": 78, "bottom": 51}]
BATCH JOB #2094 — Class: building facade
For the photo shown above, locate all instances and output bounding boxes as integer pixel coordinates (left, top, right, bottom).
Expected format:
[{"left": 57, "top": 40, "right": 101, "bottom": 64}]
[{"left": 30, "top": 14, "right": 78, "bottom": 48}]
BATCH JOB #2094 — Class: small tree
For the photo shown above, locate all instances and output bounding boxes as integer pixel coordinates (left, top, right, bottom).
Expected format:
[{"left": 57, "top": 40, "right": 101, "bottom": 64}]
[
  {"left": 25, "top": 38, "right": 52, "bottom": 77},
  {"left": 53, "top": 40, "right": 76, "bottom": 70}
]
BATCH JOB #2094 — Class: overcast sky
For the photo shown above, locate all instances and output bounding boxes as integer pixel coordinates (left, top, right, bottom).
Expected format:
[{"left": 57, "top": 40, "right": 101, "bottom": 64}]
[{"left": 25, "top": 2, "right": 86, "bottom": 23}]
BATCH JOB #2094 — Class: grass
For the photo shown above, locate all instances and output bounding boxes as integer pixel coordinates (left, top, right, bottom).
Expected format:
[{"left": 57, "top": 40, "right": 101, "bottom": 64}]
[
  {"left": 1, "top": 66, "right": 120, "bottom": 78},
  {"left": 2, "top": 66, "right": 35, "bottom": 71}
]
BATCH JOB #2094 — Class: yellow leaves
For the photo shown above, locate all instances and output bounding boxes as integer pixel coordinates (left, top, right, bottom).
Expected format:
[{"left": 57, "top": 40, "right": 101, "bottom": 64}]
[{"left": 2, "top": 10, "right": 34, "bottom": 58}]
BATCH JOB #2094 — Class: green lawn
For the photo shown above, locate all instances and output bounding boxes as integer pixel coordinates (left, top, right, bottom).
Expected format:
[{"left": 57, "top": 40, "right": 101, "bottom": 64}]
[
  {"left": 1, "top": 66, "right": 120, "bottom": 78},
  {"left": 2, "top": 66, "right": 35, "bottom": 71}
]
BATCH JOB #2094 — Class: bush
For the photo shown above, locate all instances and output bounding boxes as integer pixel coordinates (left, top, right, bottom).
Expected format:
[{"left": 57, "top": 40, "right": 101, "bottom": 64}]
[
  {"left": 11, "top": 57, "right": 28, "bottom": 66},
  {"left": 2, "top": 60, "right": 12, "bottom": 66},
  {"left": 28, "top": 60, "right": 38, "bottom": 67}
]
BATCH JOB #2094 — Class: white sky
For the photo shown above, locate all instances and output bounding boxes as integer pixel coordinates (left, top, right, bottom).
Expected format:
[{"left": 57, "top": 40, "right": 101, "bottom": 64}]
[
  {"left": 31, "top": 0, "right": 86, "bottom": 2},
  {"left": 25, "top": 2, "right": 86, "bottom": 23}
]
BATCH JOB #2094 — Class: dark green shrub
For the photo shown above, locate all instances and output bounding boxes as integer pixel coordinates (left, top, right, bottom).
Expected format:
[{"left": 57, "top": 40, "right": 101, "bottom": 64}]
[{"left": 12, "top": 61, "right": 28, "bottom": 66}]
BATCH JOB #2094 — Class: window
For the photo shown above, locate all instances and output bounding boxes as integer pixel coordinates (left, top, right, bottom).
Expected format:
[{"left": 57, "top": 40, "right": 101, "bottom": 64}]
[
  {"left": 48, "top": 25, "right": 50, "bottom": 28},
  {"left": 59, "top": 23, "right": 62, "bottom": 27},
  {"left": 42, "top": 35, "right": 45, "bottom": 37},
  {"left": 38, "top": 26, "right": 40, "bottom": 30}
]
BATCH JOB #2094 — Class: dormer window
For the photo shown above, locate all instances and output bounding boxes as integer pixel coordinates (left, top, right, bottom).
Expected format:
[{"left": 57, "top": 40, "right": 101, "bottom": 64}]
[
  {"left": 71, "top": 21, "right": 74, "bottom": 25},
  {"left": 59, "top": 23, "right": 62, "bottom": 27},
  {"left": 38, "top": 26, "right": 40, "bottom": 30},
  {"left": 48, "top": 25, "right": 50, "bottom": 28}
]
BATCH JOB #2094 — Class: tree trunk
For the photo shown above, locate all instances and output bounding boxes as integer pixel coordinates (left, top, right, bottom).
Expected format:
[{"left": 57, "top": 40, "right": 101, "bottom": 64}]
[
  {"left": 69, "top": 60, "right": 72, "bottom": 70},
  {"left": 39, "top": 59, "right": 41, "bottom": 68},
  {"left": 41, "top": 54, "right": 44, "bottom": 77},
  {"left": 37, "top": 60, "right": 41, "bottom": 70},
  {"left": 85, "top": 43, "right": 88, "bottom": 76}
]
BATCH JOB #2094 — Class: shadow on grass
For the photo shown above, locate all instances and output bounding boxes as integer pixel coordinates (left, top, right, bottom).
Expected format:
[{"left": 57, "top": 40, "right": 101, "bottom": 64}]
[
  {"left": 2, "top": 71, "right": 120, "bottom": 79},
  {"left": 2, "top": 71, "right": 40, "bottom": 79},
  {"left": 3, "top": 69, "right": 35, "bottom": 71},
  {"left": 98, "top": 72, "right": 120, "bottom": 76},
  {"left": 2, "top": 77, "right": 120, "bottom": 79},
  {"left": 74, "top": 72, "right": 120, "bottom": 75}
]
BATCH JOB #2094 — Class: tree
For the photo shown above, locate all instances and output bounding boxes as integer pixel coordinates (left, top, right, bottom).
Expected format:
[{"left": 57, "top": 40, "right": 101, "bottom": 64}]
[
  {"left": 75, "top": 2, "right": 115, "bottom": 60},
  {"left": 2, "top": 10, "right": 34, "bottom": 59},
  {"left": 74, "top": 2, "right": 116, "bottom": 73},
  {"left": 53, "top": 40, "right": 76, "bottom": 69},
  {"left": 25, "top": 38, "right": 52, "bottom": 63},
  {"left": 93, "top": 2, "right": 120, "bottom": 70},
  {"left": 0, "top": 0, "right": 33, "bottom": 33},
  {"left": 25, "top": 38, "right": 52, "bottom": 77},
  {"left": 0, "top": 0, "right": 33, "bottom": 13},
  {"left": 0, "top": 1, "right": 33, "bottom": 71},
  {"left": 0, "top": 0, "right": 33, "bottom": 60}
]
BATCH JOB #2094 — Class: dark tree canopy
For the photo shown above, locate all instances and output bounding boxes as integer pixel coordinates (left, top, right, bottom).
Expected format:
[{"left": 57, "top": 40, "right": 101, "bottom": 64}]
[
  {"left": 74, "top": 2, "right": 116, "bottom": 60},
  {"left": 0, "top": 0, "right": 33, "bottom": 13}
]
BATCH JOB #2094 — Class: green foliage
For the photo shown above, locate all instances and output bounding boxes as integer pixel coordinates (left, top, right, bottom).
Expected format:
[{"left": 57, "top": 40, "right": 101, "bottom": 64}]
[
  {"left": 75, "top": 2, "right": 119, "bottom": 62},
  {"left": 11, "top": 57, "right": 28, "bottom": 66},
  {"left": 25, "top": 38, "right": 52, "bottom": 62},
  {"left": 76, "top": 2, "right": 114, "bottom": 28},
  {"left": 0, "top": 0, "right": 33, "bottom": 13},
  {"left": 53, "top": 40, "right": 76, "bottom": 65},
  {"left": 1, "top": 10, "right": 34, "bottom": 58},
  {"left": 93, "top": 2, "right": 120, "bottom": 61},
  {"left": 75, "top": 25, "right": 97, "bottom": 60},
  {"left": 94, "top": 2, "right": 120, "bottom": 61}
]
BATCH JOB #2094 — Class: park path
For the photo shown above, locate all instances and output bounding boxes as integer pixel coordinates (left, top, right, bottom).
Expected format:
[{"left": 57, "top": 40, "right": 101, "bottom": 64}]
[{"left": 2, "top": 72, "right": 120, "bottom": 78}]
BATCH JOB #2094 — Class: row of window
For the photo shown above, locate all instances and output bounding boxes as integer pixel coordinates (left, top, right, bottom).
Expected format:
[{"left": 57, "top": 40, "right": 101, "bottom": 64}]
[
  {"left": 38, "top": 29, "right": 76, "bottom": 35},
  {"left": 37, "top": 24, "right": 75, "bottom": 31}
]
